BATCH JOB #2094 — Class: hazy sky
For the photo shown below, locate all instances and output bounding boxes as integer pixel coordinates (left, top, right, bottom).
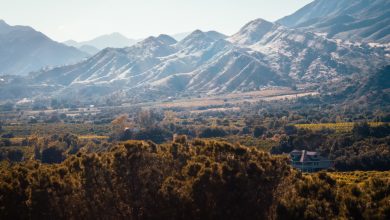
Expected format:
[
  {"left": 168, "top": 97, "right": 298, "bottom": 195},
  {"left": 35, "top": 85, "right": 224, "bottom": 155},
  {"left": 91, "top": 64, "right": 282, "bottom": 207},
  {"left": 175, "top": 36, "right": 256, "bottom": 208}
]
[{"left": 0, "top": 0, "right": 313, "bottom": 42}]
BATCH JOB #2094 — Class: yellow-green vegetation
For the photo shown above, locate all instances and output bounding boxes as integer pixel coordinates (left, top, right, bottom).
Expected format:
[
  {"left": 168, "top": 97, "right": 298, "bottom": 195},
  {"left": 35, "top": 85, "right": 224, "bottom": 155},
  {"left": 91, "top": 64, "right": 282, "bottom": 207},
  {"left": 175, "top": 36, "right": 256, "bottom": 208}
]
[
  {"left": 2, "top": 123, "right": 110, "bottom": 137},
  {"left": 0, "top": 139, "right": 291, "bottom": 219},
  {"left": 78, "top": 135, "right": 109, "bottom": 140},
  {"left": 277, "top": 171, "right": 390, "bottom": 219},
  {"left": 0, "top": 145, "right": 34, "bottom": 160},
  {"left": 272, "top": 122, "right": 390, "bottom": 171},
  {"left": 206, "top": 135, "right": 278, "bottom": 151},
  {"left": 9, "top": 137, "right": 25, "bottom": 143},
  {"left": 295, "top": 122, "right": 386, "bottom": 133},
  {"left": 0, "top": 138, "right": 388, "bottom": 219},
  {"left": 328, "top": 171, "right": 390, "bottom": 185}
]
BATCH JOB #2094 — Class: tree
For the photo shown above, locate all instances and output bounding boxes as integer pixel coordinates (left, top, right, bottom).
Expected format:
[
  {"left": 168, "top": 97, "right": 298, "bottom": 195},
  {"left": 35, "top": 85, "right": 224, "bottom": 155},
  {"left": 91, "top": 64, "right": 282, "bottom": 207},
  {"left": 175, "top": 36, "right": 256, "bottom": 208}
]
[
  {"left": 134, "top": 127, "right": 171, "bottom": 144},
  {"left": 51, "top": 99, "right": 61, "bottom": 109},
  {"left": 1, "top": 133, "right": 14, "bottom": 138},
  {"left": 45, "top": 114, "right": 61, "bottom": 123},
  {"left": 135, "top": 110, "right": 163, "bottom": 129},
  {"left": 352, "top": 122, "right": 370, "bottom": 138},
  {"left": 199, "top": 127, "right": 227, "bottom": 138},
  {"left": 110, "top": 115, "right": 132, "bottom": 141},
  {"left": 283, "top": 125, "right": 297, "bottom": 135},
  {"left": 253, "top": 126, "right": 267, "bottom": 137},
  {"left": 7, "top": 149, "right": 23, "bottom": 162},
  {"left": 0, "top": 140, "right": 388, "bottom": 219},
  {"left": 41, "top": 146, "right": 65, "bottom": 164}
]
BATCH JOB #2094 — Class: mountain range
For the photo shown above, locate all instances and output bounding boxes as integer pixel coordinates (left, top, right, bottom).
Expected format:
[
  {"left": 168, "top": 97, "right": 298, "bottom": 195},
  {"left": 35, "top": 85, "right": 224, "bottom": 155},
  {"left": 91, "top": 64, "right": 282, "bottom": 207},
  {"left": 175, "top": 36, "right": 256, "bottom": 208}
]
[
  {"left": 0, "top": 20, "right": 88, "bottom": 76},
  {"left": 63, "top": 32, "right": 191, "bottom": 55},
  {"left": 0, "top": 0, "right": 389, "bottom": 102},
  {"left": 277, "top": 0, "right": 390, "bottom": 43},
  {"left": 22, "top": 19, "right": 389, "bottom": 100},
  {"left": 63, "top": 32, "right": 140, "bottom": 55}
]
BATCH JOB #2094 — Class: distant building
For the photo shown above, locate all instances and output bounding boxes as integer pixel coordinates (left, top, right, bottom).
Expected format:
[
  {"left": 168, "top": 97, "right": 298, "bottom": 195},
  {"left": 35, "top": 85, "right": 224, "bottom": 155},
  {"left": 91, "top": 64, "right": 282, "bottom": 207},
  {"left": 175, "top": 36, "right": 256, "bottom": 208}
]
[{"left": 290, "top": 150, "right": 333, "bottom": 172}]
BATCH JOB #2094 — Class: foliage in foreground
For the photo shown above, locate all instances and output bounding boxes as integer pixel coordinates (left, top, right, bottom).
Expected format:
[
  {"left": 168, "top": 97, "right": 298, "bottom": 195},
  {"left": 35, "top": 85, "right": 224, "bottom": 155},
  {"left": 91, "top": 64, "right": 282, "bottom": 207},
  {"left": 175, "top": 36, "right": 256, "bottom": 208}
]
[
  {"left": 0, "top": 139, "right": 389, "bottom": 220},
  {"left": 272, "top": 123, "right": 390, "bottom": 171},
  {"left": 277, "top": 172, "right": 390, "bottom": 220},
  {"left": 0, "top": 139, "right": 290, "bottom": 219}
]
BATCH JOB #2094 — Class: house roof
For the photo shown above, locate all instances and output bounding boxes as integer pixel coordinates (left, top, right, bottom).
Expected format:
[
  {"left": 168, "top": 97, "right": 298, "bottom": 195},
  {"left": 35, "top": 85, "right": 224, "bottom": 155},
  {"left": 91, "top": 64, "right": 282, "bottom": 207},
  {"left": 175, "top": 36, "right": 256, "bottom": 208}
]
[
  {"left": 290, "top": 149, "right": 301, "bottom": 154},
  {"left": 290, "top": 150, "right": 322, "bottom": 162}
]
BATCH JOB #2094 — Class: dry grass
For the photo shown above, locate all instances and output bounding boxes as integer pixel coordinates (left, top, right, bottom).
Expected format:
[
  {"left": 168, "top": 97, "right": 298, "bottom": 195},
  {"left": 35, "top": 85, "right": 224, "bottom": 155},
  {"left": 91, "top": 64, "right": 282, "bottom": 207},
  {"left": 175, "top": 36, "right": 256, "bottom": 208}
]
[{"left": 159, "top": 88, "right": 317, "bottom": 109}]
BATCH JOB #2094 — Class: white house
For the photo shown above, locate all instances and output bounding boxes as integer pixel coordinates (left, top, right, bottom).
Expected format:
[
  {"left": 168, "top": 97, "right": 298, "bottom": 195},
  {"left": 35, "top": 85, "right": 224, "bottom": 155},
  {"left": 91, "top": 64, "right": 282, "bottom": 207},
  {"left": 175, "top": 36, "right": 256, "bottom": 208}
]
[{"left": 290, "top": 150, "right": 333, "bottom": 172}]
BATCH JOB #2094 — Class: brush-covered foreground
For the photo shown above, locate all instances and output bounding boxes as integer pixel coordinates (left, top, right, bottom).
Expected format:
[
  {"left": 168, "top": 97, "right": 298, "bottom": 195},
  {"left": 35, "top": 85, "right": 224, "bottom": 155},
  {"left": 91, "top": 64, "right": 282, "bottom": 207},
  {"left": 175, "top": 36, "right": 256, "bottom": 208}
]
[{"left": 0, "top": 139, "right": 389, "bottom": 220}]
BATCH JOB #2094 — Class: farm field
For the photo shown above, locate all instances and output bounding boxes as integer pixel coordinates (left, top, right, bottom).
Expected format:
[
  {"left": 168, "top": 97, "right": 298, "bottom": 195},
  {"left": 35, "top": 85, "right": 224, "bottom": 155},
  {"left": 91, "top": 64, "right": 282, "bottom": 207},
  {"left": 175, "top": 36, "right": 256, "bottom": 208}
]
[
  {"left": 157, "top": 88, "right": 317, "bottom": 109},
  {"left": 295, "top": 122, "right": 387, "bottom": 133},
  {"left": 2, "top": 123, "right": 110, "bottom": 137}
]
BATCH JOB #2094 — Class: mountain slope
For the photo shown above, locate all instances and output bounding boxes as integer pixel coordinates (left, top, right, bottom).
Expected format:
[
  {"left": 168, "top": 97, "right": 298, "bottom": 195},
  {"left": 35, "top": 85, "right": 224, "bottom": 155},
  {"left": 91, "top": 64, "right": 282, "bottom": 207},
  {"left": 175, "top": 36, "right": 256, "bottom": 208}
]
[
  {"left": 229, "top": 19, "right": 387, "bottom": 82},
  {"left": 171, "top": 32, "right": 191, "bottom": 41},
  {"left": 0, "top": 20, "right": 88, "bottom": 76},
  {"left": 277, "top": 0, "right": 390, "bottom": 43},
  {"left": 78, "top": 45, "right": 100, "bottom": 55},
  {"left": 26, "top": 19, "right": 388, "bottom": 101},
  {"left": 33, "top": 32, "right": 224, "bottom": 90},
  {"left": 320, "top": 65, "right": 390, "bottom": 108},
  {"left": 352, "top": 65, "right": 390, "bottom": 105}
]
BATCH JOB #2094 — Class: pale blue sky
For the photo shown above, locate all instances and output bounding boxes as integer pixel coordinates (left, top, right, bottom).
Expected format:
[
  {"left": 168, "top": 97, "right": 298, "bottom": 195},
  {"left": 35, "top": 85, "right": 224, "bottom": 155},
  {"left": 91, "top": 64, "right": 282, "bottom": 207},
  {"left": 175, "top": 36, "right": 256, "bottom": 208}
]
[{"left": 0, "top": 0, "right": 313, "bottom": 42}]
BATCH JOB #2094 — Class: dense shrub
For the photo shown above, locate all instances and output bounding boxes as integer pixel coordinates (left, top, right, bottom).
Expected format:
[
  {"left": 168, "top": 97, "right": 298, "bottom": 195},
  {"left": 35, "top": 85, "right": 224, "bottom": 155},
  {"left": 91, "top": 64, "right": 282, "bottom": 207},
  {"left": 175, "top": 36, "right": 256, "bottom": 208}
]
[
  {"left": 1, "top": 133, "right": 14, "bottom": 138},
  {"left": 0, "top": 140, "right": 388, "bottom": 219},
  {"left": 0, "top": 140, "right": 291, "bottom": 219},
  {"left": 253, "top": 126, "right": 267, "bottom": 137},
  {"left": 41, "top": 146, "right": 65, "bottom": 164},
  {"left": 134, "top": 127, "right": 172, "bottom": 144},
  {"left": 0, "top": 138, "right": 11, "bottom": 147},
  {"left": 271, "top": 125, "right": 390, "bottom": 171},
  {"left": 276, "top": 172, "right": 390, "bottom": 220},
  {"left": 199, "top": 127, "right": 228, "bottom": 138},
  {"left": 7, "top": 149, "right": 24, "bottom": 162}
]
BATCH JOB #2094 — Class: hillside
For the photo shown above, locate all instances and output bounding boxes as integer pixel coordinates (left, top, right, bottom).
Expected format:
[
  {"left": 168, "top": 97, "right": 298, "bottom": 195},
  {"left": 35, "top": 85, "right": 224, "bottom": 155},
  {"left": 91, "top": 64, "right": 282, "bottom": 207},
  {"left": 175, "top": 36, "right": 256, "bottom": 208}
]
[
  {"left": 0, "top": 20, "right": 88, "bottom": 76},
  {"left": 0, "top": 1, "right": 389, "bottom": 103},
  {"left": 16, "top": 19, "right": 388, "bottom": 101},
  {"left": 277, "top": 0, "right": 390, "bottom": 43}
]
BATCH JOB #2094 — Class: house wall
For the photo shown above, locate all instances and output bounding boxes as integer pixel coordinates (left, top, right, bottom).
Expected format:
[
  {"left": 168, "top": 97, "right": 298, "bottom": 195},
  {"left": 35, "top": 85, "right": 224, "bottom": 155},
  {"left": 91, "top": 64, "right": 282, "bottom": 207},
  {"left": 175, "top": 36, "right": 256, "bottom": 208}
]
[{"left": 291, "top": 160, "right": 332, "bottom": 172}]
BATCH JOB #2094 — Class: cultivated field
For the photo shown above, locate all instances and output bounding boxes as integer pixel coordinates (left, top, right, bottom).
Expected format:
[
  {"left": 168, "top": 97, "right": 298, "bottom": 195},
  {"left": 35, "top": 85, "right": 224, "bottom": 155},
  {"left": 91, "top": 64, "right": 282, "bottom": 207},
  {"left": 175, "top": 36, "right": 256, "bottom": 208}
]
[
  {"left": 295, "top": 122, "right": 387, "bottom": 133},
  {"left": 2, "top": 123, "right": 110, "bottom": 137},
  {"left": 158, "top": 88, "right": 318, "bottom": 109}
]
